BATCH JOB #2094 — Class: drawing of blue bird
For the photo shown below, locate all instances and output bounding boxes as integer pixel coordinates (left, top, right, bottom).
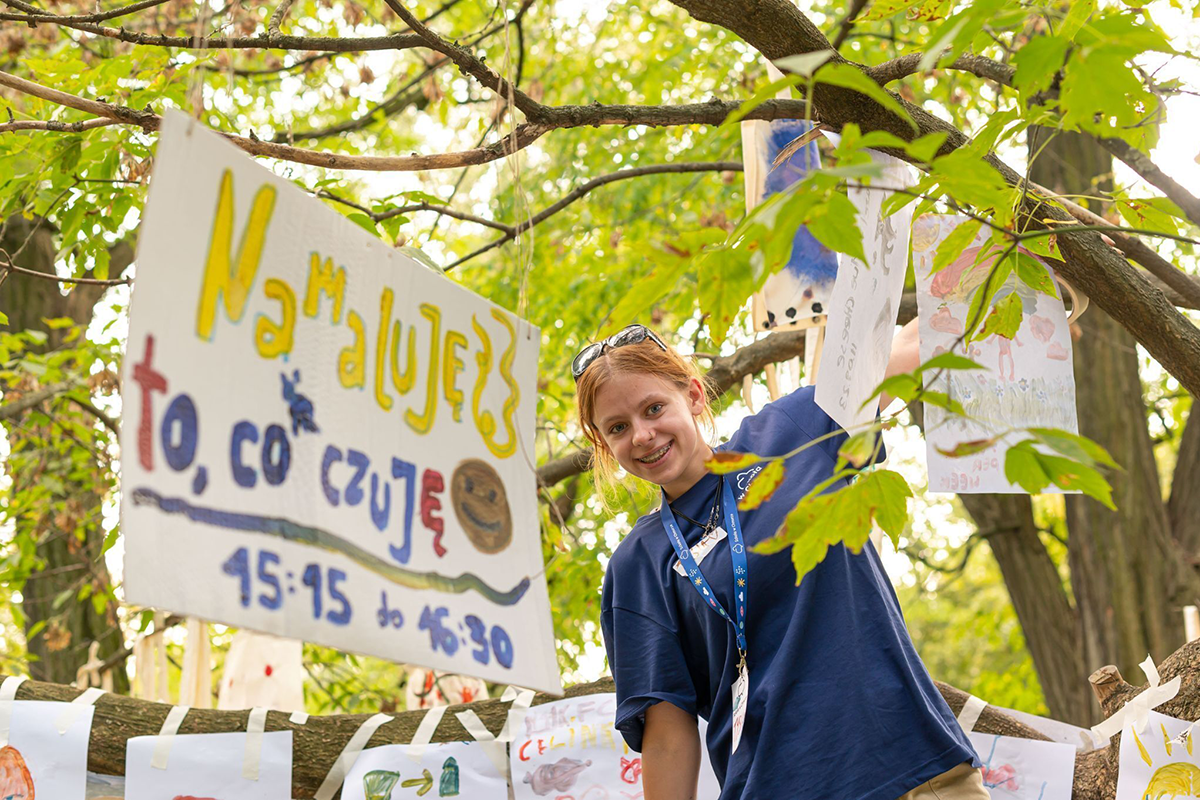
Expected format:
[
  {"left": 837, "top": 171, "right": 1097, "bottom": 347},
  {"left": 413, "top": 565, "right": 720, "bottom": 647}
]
[{"left": 281, "top": 370, "right": 318, "bottom": 435}]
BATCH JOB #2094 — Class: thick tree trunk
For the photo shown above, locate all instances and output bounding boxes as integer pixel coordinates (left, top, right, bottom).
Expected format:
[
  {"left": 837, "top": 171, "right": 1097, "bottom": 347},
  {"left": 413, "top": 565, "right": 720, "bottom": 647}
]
[
  {"left": 0, "top": 217, "right": 130, "bottom": 692},
  {"left": 958, "top": 493, "right": 1096, "bottom": 725}
]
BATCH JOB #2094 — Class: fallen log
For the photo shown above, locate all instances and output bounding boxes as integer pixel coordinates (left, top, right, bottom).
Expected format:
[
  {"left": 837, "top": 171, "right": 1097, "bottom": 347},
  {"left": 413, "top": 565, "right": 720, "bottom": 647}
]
[{"left": 7, "top": 640, "right": 1200, "bottom": 799}]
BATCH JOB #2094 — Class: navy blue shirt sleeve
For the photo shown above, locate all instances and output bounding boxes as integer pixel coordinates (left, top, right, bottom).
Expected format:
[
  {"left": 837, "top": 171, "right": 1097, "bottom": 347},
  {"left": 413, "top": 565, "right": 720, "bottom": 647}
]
[
  {"left": 768, "top": 385, "right": 887, "bottom": 468},
  {"left": 601, "top": 525, "right": 698, "bottom": 753}
]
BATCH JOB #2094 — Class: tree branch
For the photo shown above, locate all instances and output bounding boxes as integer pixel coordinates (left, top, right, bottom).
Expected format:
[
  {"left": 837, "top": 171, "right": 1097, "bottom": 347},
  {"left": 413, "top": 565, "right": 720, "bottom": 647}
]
[
  {"left": 1097, "top": 136, "right": 1200, "bottom": 230},
  {"left": 0, "top": 381, "right": 76, "bottom": 422},
  {"left": 266, "top": 0, "right": 294, "bottom": 40},
  {"left": 867, "top": 51, "right": 1016, "bottom": 86},
  {"left": 1, "top": 257, "right": 133, "bottom": 287},
  {"left": 0, "top": 116, "right": 118, "bottom": 134},
  {"left": 0, "top": 0, "right": 169, "bottom": 23},
  {"left": 448, "top": 161, "right": 744, "bottom": 269},
  {"left": 829, "top": 0, "right": 868, "bottom": 51}
]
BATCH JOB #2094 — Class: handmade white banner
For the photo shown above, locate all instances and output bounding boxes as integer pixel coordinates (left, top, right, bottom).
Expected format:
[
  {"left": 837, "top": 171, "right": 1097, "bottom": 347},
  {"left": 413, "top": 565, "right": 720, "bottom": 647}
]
[
  {"left": 122, "top": 111, "right": 561, "bottom": 693},
  {"left": 911, "top": 214, "right": 1079, "bottom": 494},
  {"left": 126, "top": 731, "right": 292, "bottom": 799},
  {"left": 511, "top": 694, "right": 720, "bottom": 800},
  {"left": 0, "top": 701, "right": 93, "bottom": 799},
  {"left": 1115, "top": 709, "right": 1199, "bottom": 800},
  {"left": 340, "top": 741, "right": 507, "bottom": 800},
  {"left": 969, "top": 732, "right": 1075, "bottom": 800},
  {"left": 815, "top": 142, "right": 916, "bottom": 432}
]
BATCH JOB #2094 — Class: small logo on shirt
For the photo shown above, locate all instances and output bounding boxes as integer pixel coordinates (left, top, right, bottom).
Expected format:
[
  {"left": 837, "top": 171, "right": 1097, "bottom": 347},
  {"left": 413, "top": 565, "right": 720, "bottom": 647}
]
[{"left": 736, "top": 465, "right": 764, "bottom": 501}]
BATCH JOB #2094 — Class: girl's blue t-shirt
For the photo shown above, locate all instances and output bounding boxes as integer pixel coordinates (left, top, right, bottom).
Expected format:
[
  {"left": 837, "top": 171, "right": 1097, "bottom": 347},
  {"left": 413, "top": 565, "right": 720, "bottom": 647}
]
[{"left": 600, "top": 385, "right": 976, "bottom": 800}]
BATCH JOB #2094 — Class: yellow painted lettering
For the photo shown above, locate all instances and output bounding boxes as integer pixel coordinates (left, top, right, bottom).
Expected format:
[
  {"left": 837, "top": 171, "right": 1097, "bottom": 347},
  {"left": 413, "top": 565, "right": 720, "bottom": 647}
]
[
  {"left": 549, "top": 734, "right": 565, "bottom": 750},
  {"left": 254, "top": 278, "right": 296, "bottom": 359},
  {"left": 374, "top": 289, "right": 394, "bottom": 411},
  {"left": 404, "top": 303, "right": 441, "bottom": 434},
  {"left": 339, "top": 310, "right": 367, "bottom": 389},
  {"left": 470, "top": 310, "right": 520, "bottom": 458},
  {"left": 303, "top": 253, "right": 345, "bottom": 324},
  {"left": 390, "top": 320, "right": 417, "bottom": 395},
  {"left": 601, "top": 721, "right": 616, "bottom": 750},
  {"left": 442, "top": 329, "right": 467, "bottom": 422},
  {"left": 196, "top": 171, "right": 276, "bottom": 340},
  {"left": 580, "top": 725, "right": 596, "bottom": 749}
]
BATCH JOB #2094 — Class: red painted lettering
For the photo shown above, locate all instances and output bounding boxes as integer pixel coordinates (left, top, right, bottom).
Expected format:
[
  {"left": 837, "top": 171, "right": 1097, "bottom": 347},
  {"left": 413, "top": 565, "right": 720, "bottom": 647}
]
[
  {"left": 421, "top": 469, "right": 446, "bottom": 557},
  {"left": 132, "top": 334, "right": 168, "bottom": 471}
]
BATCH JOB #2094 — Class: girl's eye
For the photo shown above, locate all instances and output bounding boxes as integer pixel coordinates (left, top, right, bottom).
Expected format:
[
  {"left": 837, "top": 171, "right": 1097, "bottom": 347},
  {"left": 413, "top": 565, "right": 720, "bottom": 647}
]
[
  {"left": 609, "top": 423, "right": 626, "bottom": 435},
  {"left": 647, "top": 403, "right": 663, "bottom": 415}
]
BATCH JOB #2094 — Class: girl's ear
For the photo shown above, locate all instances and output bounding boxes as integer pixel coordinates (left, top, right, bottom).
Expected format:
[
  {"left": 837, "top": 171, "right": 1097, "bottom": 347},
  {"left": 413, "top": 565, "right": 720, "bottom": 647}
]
[{"left": 686, "top": 376, "right": 707, "bottom": 417}]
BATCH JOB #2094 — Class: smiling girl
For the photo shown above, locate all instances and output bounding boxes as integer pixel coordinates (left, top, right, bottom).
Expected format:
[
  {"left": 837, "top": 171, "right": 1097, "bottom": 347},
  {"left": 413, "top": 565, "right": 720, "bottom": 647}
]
[{"left": 574, "top": 323, "right": 985, "bottom": 800}]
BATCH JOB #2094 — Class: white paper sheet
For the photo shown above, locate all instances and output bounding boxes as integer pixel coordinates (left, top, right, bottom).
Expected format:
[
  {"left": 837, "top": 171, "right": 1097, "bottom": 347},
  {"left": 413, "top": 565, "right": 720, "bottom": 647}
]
[
  {"left": 511, "top": 694, "right": 720, "bottom": 800},
  {"left": 815, "top": 145, "right": 916, "bottom": 432},
  {"left": 0, "top": 701, "right": 93, "bottom": 800},
  {"left": 126, "top": 730, "right": 293, "bottom": 799},
  {"left": 911, "top": 214, "right": 1080, "bottom": 493},
  {"left": 969, "top": 732, "right": 1075, "bottom": 800},
  {"left": 1115, "top": 709, "right": 1200, "bottom": 800},
  {"left": 340, "top": 740, "right": 507, "bottom": 799},
  {"left": 122, "top": 110, "right": 561, "bottom": 693}
]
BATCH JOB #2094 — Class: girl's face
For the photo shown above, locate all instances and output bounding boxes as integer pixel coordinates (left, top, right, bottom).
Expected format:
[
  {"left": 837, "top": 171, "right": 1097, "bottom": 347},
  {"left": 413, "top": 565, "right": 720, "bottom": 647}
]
[{"left": 592, "top": 371, "right": 711, "bottom": 499}]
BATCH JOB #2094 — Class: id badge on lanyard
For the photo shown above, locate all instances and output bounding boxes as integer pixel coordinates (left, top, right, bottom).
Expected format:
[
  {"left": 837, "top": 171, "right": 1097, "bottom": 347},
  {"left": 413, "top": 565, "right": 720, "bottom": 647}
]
[{"left": 660, "top": 476, "right": 750, "bottom": 756}]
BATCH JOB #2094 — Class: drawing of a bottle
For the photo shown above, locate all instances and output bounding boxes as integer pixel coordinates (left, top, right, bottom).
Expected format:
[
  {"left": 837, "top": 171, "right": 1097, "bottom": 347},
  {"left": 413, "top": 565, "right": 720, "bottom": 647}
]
[{"left": 439, "top": 756, "right": 460, "bottom": 797}]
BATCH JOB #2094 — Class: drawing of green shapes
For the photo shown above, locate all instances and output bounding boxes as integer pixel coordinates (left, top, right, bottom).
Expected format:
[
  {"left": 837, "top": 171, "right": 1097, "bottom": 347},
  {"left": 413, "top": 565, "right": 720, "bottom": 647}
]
[
  {"left": 363, "top": 769, "right": 402, "bottom": 800},
  {"left": 402, "top": 768, "right": 434, "bottom": 796},
  {"left": 439, "top": 756, "right": 460, "bottom": 797}
]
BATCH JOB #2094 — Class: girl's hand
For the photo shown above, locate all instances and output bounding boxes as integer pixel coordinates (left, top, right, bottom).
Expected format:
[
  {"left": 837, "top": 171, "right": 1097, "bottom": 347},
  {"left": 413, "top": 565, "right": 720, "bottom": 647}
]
[{"left": 880, "top": 317, "right": 921, "bottom": 411}]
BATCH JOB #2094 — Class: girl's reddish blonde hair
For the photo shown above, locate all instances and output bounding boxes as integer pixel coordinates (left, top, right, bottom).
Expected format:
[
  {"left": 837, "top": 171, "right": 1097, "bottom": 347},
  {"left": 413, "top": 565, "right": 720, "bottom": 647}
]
[{"left": 575, "top": 333, "right": 716, "bottom": 499}]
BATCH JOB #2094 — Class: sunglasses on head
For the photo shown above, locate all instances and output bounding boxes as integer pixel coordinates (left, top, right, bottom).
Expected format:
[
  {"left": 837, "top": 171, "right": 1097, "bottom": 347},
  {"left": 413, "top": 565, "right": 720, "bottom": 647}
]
[{"left": 572, "top": 324, "right": 668, "bottom": 383}]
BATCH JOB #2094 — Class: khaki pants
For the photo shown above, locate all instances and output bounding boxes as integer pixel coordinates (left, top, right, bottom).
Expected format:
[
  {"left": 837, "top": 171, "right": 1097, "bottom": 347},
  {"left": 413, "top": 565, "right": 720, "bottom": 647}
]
[{"left": 896, "top": 762, "right": 990, "bottom": 800}]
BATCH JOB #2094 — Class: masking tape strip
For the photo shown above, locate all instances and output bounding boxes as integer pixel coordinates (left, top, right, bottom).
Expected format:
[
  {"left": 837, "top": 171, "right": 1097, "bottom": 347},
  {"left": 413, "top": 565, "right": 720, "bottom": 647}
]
[
  {"left": 289, "top": 710, "right": 309, "bottom": 725},
  {"left": 406, "top": 704, "right": 449, "bottom": 762},
  {"left": 243, "top": 706, "right": 268, "bottom": 781},
  {"left": 55, "top": 686, "right": 105, "bottom": 734},
  {"left": 956, "top": 694, "right": 987, "bottom": 734},
  {"left": 455, "top": 710, "right": 508, "bottom": 774},
  {"left": 1091, "top": 653, "right": 1181, "bottom": 740},
  {"left": 498, "top": 689, "right": 536, "bottom": 743},
  {"left": 314, "top": 712, "right": 392, "bottom": 800},
  {"left": 0, "top": 675, "right": 28, "bottom": 747},
  {"left": 151, "top": 705, "right": 191, "bottom": 770}
]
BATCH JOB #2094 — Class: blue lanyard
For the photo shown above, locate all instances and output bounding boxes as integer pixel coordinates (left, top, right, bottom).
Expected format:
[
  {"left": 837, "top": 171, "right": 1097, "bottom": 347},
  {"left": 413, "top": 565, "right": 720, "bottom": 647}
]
[{"left": 660, "top": 477, "right": 749, "bottom": 656}]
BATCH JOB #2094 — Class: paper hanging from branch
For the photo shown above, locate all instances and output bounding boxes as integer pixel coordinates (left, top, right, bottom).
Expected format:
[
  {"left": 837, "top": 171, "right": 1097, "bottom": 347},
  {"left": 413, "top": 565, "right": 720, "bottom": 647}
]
[
  {"left": 126, "top": 731, "right": 293, "bottom": 799},
  {"left": 121, "top": 110, "right": 561, "bottom": 693},
  {"left": 510, "top": 693, "right": 721, "bottom": 800},
  {"left": 340, "top": 741, "right": 508, "bottom": 800},
  {"left": 911, "top": 214, "right": 1080, "bottom": 494},
  {"left": 1115, "top": 709, "right": 1200, "bottom": 800},
  {"left": 0, "top": 700, "right": 93, "bottom": 800},
  {"left": 815, "top": 136, "right": 917, "bottom": 432},
  {"left": 969, "top": 732, "right": 1076, "bottom": 799}
]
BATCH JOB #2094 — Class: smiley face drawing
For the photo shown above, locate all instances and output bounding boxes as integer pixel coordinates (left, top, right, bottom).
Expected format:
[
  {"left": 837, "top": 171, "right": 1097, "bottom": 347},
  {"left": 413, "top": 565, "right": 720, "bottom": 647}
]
[{"left": 451, "top": 460, "right": 512, "bottom": 554}]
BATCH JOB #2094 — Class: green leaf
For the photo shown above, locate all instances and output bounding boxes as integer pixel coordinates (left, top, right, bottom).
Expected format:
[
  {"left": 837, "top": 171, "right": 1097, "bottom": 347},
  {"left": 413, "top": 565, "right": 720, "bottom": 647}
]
[
  {"left": 345, "top": 212, "right": 379, "bottom": 236},
  {"left": 739, "top": 459, "right": 786, "bottom": 511},
  {"left": 905, "top": 133, "right": 949, "bottom": 163},
  {"left": 753, "top": 470, "right": 912, "bottom": 584},
  {"left": 930, "top": 218, "right": 983, "bottom": 276},
  {"left": 866, "top": 373, "right": 920, "bottom": 405},
  {"left": 706, "top": 451, "right": 765, "bottom": 474},
  {"left": 915, "top": 352, "right": 985, "bottom": 373},
  {"left": 837, "top": 431, "right": 878, "bottom": 469},
  {"left": 805, "top": 191, "right": 866, "bottom": 264},
  {"left": 1013, "top": 251, "right": 1058, "bottom": 296},
  {"left": 773, "top": 51, "right": 835, "bottom": 77},
  {"left": 1012, "top": 35, "right": 1071, "bottom": 98},
  {"left": 974, "top": 291, "right": 1023, "bottom": 341},
  {"left": 814, "top": 63, "right": 918, "bottom": 132},
  {"left": 725, "top": 74, "right": 805, "bottom": 127},
  {"left": 936, "top": 438, "right": 998, "bottom": 458},
  {"left": 1004, "top": 440, "right": 1116, "bottom": 508},
  {"left": 1060, "top": 0, "right": 1097, "bottom": 40},
  {"left": 0, "top": 312, "right": 7, "bottom": 326},
  {"left": 1026, "top": 427, "right": 1120, "bottom": 469},
  {"left": 604, "top": 260, "right": 689, "bottom": 336}
]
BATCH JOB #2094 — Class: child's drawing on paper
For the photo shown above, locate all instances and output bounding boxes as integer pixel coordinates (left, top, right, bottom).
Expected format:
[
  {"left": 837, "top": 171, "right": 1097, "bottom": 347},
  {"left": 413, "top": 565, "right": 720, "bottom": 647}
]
[
  {"left": 281, "top": 370, "right": 318, "bottom": 435},
  {"left": 0, "top": 746, "right": 34, "bottom": 800},
  {"left": 912, "top": 214, "right": 1080, "bottom": 495},
  {"left": 524, "top": 757, "right": 592, "bottom": 796},
  {"left": 967, "top": 732, "right": 1075, "bottom": 800},
  {"left": 742, "top": 118, "right": 840, "bottom": 330},
  {"left": 340, "top": 741, "right": 506, "bottom": 800},
  {"left": 1115, "top": 710, "right": 1200, "bottom": 800},
  {"left": 124, "top": 731, "right": 293, "bottom": 800}
]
